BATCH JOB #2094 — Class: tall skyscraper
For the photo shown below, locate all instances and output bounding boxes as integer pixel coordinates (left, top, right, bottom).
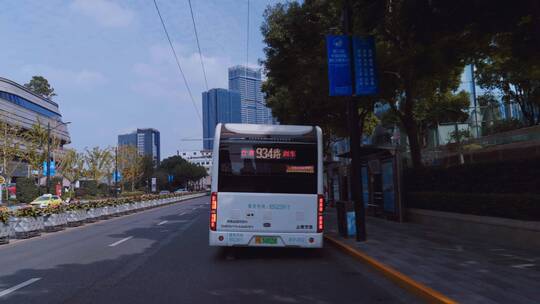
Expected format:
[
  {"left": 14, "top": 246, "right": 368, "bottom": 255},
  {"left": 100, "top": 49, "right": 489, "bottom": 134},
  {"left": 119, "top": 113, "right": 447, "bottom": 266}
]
[
  {"left": 202, "top": 88, "right": 241, "bottom": 150},
  {"left": 228, "top": 65, "right": 275, "bottom": 125},
  {"left": 118, "top": 128, "right": 160, "bottom": 165}
]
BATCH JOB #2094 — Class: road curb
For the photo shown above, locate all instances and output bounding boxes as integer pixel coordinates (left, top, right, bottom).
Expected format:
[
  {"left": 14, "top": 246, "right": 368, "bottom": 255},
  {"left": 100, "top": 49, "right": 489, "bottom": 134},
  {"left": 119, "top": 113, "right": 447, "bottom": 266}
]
[{"left": 325, "top": 235, "right": 457, "bottom": 304}]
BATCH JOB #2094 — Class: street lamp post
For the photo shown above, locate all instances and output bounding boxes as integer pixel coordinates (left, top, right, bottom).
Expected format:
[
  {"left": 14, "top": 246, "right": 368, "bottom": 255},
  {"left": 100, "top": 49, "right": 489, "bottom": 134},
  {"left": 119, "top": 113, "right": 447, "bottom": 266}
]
[
  {"left": 46, "top": 121, "right": 71, "bottom": 194},
  {"left": 114, "top": 146, "right": 118, "bottom": 198}
]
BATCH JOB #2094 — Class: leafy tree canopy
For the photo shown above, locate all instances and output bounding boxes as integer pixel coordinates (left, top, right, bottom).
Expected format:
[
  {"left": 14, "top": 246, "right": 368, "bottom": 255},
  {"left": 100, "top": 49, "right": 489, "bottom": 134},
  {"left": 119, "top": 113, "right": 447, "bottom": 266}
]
[{"left": 24, "top": 76, "right": 57, "bottom": 99}]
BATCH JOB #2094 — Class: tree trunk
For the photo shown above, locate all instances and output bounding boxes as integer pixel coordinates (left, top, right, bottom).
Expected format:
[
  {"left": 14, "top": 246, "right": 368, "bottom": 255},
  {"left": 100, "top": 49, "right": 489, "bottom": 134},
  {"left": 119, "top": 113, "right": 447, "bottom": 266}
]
[
  {"left": 402, "top": 116, "right": 423, "bottom": 168},
  {"left": 401, "top": 76, "right": 423, "bottom": 168}
]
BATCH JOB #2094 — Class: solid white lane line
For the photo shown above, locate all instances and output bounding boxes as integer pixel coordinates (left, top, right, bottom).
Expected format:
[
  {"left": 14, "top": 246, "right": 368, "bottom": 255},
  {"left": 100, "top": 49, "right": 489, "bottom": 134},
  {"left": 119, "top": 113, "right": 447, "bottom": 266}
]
[
  {"left": 157, "top": 220, "right": 168, "bottom": 226},
  {"left": 0, "top": 278, "right": 41, "bottom": 297},
  {"left": 108, "top": 236, "right": 133, "bottom": 247}
]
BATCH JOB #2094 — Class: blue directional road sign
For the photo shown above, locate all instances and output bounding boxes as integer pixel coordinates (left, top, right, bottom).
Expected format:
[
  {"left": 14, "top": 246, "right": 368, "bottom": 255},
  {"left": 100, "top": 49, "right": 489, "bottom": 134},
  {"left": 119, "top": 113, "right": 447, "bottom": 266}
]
[
  {"left": 168, "top": 175, "right": 174, "bottom": 183},
  {"left": 326, "top": 35, "right": 353, "bottom": 96},
  {"left": 352, "top": 36, "right": 378, "bottom": 95}
]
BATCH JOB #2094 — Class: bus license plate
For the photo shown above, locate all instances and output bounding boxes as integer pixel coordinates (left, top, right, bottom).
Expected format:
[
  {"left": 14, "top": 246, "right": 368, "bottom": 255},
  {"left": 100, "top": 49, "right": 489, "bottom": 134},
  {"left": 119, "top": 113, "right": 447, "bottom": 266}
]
[{"left": 255, "top": 236, "right": 278, "bottom": 245}]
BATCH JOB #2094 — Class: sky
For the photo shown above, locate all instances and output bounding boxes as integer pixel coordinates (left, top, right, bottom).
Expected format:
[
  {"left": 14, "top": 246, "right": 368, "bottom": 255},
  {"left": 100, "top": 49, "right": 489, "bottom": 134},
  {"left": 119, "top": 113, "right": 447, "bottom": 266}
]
[{"left": 0, "top": 0, "right": 278, "bottom": 158}]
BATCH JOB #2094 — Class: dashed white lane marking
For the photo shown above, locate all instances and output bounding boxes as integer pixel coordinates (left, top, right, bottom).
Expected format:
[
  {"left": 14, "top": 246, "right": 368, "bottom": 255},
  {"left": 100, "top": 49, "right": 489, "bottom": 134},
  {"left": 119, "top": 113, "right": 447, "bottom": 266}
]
[
  {"left": 512, "top": 263, "right": 536, "bottom": 269},
  {"left": 157, "top": 220, "right": 168, "bottom": 226},
  {"left": 108, "top": 236, "right": 133, "bottom": 247},
  {"left": 0, "top": 278, "right": 42, "bottom": 297},
  {"left": 179, "top": 212, "right": 187, "bottom": 216}
]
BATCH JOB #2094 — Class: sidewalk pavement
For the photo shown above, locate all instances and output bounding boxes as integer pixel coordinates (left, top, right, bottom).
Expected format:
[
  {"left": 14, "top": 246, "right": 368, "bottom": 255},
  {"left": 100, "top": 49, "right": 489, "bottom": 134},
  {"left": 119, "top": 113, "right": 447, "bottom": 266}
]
[{"left": 325, "top": 207, "right": 540, "bottom": 304}]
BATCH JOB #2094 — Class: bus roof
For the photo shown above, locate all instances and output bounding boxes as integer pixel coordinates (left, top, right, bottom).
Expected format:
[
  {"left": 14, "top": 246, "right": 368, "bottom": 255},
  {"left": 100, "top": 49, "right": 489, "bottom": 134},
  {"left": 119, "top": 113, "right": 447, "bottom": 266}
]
[{"left": 221, "top": 123, "right": 316, "bottom": 136}]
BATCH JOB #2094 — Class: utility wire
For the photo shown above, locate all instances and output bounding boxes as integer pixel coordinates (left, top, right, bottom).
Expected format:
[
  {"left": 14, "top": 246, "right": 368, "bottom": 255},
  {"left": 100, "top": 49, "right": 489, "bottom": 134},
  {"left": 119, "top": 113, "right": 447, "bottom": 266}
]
[
  {"left": 153, "top": 0, "right": 202, "bottom": 122},
  {"left": 188, "top": 0, "right": 209, "bottom": 92},
  {"left": 245, "top": 0, "right": 252, "bottom": 117}
]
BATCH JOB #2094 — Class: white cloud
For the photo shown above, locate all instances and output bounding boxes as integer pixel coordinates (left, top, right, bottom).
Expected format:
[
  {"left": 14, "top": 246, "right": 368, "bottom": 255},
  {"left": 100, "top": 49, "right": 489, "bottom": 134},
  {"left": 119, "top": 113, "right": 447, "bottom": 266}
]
[
  {"left": 130, "top": 43, "right": 234, "bottom": 104},
  {"left": 20, "top": 64, "right": 107, "bottom": 89},
  {"left": 70, "top": 0, "right": 135, "bottom": 28}
]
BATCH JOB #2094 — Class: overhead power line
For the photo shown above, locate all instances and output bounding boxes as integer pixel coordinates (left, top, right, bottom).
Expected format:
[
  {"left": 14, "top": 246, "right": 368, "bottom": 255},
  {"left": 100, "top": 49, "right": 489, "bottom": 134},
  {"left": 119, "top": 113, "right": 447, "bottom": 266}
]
[
  {"left": 188, "top": 0, "right": 209, "bottom": 92},
  {"left": 153, "top": 0, "right": 202, "bottom": 122},
  {"left": 245, "top": 0, "right": 250, "bottom": 106}
]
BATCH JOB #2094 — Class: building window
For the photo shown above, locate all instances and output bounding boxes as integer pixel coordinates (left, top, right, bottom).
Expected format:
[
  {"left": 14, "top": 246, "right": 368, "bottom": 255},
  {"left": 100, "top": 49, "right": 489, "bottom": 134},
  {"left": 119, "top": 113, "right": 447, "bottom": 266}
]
[{"left": 0, "top": 91, "right": 61, "bottom": 119}]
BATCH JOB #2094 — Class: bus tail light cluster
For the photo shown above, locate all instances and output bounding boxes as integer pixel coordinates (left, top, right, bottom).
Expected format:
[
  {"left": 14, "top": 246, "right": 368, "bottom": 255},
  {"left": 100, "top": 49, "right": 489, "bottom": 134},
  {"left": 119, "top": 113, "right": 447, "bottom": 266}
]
[
  {"left": 317, "top": 194, "right": 324, "bottom": 233},
  {"left": 210, "top": 192, "right": 218, "bottom": 231}
]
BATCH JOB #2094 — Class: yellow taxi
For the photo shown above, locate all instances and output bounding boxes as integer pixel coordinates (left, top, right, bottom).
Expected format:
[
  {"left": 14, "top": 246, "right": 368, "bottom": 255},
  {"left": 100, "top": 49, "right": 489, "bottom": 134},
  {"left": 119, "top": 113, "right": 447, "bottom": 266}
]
[{"left": 29, "top": 194, "right": 64, "bottom": 208}]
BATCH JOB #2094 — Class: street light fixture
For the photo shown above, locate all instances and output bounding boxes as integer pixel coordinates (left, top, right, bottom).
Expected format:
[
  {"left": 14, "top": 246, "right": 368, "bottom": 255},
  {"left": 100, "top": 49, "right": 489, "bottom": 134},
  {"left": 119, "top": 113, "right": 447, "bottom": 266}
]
[{"left": 46, "top": 121, "right": 71, "bottom": 194}]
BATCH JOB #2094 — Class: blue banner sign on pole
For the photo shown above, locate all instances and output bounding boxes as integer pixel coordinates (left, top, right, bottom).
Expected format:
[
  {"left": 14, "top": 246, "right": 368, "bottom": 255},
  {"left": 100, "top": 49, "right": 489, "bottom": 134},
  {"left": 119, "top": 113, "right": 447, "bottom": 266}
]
[
  {"left": 43, "top": 161, "right": 55, "bottom": 176},
  {"left": 352, "top": 36, "right": 378, "bottom": 95},
  {"left": 113, "top": 171, "right": 122, "bottom": 182},
  {"left": 326, "top": 35, "right": 353, "bottom": 96}
]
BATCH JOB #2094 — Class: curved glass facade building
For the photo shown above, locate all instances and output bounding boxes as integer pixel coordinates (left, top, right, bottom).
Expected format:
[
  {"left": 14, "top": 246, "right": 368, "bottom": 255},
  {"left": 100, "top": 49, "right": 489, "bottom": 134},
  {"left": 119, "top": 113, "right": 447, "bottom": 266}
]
[{"left": 0, "top": 77, "right": 70, "bottom": 145}]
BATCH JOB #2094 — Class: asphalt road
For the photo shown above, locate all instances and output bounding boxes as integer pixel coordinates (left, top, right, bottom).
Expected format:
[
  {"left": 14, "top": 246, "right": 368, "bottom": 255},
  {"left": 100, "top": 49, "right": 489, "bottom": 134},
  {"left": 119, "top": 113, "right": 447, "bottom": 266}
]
[{"left": 0, "top": 196, "right": 420, "bottom": 304}]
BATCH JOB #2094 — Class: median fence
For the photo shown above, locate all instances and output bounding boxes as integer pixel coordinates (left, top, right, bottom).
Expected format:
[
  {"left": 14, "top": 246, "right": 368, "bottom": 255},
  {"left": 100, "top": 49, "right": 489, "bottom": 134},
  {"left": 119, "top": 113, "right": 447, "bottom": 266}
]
[{"left": 0, "top": 192, "right": 207, "bottom": 244}]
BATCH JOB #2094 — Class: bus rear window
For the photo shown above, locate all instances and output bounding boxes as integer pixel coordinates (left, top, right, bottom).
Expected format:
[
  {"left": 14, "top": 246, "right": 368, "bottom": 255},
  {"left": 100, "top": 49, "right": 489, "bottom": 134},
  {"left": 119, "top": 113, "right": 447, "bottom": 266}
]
[{"left": 218, "top": 142, "right": 317, "bottom": 194}]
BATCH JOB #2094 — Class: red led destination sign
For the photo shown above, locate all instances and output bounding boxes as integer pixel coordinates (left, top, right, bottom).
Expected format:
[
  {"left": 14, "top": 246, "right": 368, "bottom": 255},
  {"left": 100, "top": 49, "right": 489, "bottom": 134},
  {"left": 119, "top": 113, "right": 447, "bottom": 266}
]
[{"left": 240, "top": 147, "right": 297, "bottom": 160}]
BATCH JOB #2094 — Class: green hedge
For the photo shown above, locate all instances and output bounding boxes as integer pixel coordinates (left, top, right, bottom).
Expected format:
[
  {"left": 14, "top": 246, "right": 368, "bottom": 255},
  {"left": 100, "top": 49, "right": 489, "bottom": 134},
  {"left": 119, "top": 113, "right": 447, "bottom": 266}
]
[
  {"left": 407, "top": 192, "right": 540, "bottom": 221},
  {"left": 405, "top": 157, "right": 540, "bottom": 194},
  {"left": 16, "top": 177, "right": 39, "bottom": 204},
  {"left": 121, "top": 191, "right": 145, "bottom": 197}
]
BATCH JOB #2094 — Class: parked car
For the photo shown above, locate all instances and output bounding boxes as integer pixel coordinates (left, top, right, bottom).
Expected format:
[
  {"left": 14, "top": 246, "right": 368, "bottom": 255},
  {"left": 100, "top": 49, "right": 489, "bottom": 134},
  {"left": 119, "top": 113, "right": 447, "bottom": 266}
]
[
  {"left": 29, "top": 194, "right": 63, "bottom": 208},
  {"left": 159, "top": 190, "right": 170, "bottom": 195},
  {"left": 174, "top": 188, "right": 187, "bottom": 193}
]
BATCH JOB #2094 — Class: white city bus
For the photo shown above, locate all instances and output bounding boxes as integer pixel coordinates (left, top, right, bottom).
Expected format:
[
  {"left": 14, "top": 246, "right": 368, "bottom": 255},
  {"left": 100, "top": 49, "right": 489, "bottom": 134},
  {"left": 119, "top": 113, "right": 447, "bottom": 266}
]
[{"left": 209, "top": 123, "right": 324, "bottom": 248}]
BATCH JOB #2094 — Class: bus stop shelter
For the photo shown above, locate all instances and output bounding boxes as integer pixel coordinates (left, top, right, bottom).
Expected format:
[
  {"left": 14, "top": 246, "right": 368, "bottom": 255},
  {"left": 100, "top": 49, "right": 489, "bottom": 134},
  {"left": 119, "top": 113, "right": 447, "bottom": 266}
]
[{"left": 336, "top": 145, "right": 404, "bottom": 222}]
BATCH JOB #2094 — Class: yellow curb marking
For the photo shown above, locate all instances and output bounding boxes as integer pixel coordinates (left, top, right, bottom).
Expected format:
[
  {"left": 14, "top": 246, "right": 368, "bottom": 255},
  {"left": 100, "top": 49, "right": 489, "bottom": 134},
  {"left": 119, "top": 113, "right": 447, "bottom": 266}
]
[{"left": 325, "top": 235, "right": 458, "bottom": 304}]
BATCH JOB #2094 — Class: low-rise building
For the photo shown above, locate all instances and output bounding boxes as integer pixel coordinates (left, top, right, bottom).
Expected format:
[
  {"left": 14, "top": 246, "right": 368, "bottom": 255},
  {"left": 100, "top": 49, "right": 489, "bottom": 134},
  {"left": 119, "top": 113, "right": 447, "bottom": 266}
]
[{"left": 179, "top": 150, "right": 212, "bottom": 189}]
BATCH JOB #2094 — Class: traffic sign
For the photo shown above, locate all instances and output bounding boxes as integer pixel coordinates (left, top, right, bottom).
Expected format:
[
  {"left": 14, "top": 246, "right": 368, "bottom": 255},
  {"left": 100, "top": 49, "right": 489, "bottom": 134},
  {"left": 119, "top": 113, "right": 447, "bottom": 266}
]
[
  {"left": 0, "top": 176, "right": 5, "bottom": 184},
  {"left": 326, "top": 35, "right": 353, "bottom": 96},
  {"left": 352, "top": 36, "right": 378, "bottom": 95}
]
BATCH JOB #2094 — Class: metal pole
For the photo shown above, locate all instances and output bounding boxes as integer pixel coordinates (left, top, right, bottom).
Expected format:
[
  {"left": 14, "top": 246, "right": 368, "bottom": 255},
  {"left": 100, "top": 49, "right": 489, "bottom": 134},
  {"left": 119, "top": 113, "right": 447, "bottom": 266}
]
[
  {"left": 115, "top": 146, "right": 118, "bottom": 198},
  {"left": 470, "top": 64, "right": 480, "bottom": 138},
  {"left": 46, "top": 122, "right": 51, "bottom": 194},
  {"left": 343, "top": 0, "right": 366, "bottom": 241}
]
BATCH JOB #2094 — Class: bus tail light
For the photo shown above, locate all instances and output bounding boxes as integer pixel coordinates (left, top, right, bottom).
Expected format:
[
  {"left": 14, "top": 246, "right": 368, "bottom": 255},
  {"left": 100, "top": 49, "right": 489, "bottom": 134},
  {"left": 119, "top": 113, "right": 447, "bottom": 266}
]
[
  {"left": 317, "top": 194, "right": 324, "bottom": 233},
  {"left": 210, "top": 192, "right": 218, "bottom": 231}
]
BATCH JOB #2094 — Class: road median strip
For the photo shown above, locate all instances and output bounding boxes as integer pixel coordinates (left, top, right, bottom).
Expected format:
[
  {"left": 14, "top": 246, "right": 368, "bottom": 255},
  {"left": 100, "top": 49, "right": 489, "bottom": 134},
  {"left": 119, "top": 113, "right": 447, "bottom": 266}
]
[
  {"left": 325, "top": 235, "right": 457, "bottom": 304},
  {"left": 1, "top": 193, "right": 208, "bottom": 248}
]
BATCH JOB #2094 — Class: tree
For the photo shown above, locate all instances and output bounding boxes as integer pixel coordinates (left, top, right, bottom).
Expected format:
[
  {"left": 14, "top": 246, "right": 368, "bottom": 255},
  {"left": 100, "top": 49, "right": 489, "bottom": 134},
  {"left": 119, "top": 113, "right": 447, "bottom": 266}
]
[
  {"left": 474, "top": 0, "right": 540, "bottom": 126},
  {"left": 476, "top": 40, "right": 540, "bottom": 126},
  {"left": 118, "top": 145, "right": 143, "bottom": 191},
  {"left": 84, "top": 147, "right": 112, "bottom": 182},
  {"left": 139, "top": 155, "right": 155, "bottom": 189},
  {"left": 0, "top": 122, "right": 24, "bottom": 199},
  {"left": 22, "top": 119, "right": 61, "bottom": 178},
  {"left": 24, "top": 76, "right": 57, "bottom": 99},
  {"left": 261, "top": 1, "right": 349, "bottom": 141},
  {"left": 57, "top": 149, "right": 85, "bottom": 196},
  {"left": 156, "top": 156, "right": 208, "bottom": 191}
]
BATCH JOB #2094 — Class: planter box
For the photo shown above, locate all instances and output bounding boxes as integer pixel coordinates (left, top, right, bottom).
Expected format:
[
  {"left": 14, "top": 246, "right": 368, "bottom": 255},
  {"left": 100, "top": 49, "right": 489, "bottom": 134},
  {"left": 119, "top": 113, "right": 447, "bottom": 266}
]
[
  {"left": 109, "top": 206, "right": 120, "bottom": 217},
  {"left": 100, "top": 206, "right": 110, "bottom": 219},
  {"left": 66, "top": 210, "right": 84, "bottom": 227},
  {"left": 85, "top": 209, "right": 98, "bottom": 223},
  {"left": 0, "top": 222, "right": 10, "bottom": 244},
  {"left": 9, "top": 216, "right": 43, "bottom": 238},
  {"left": 44, "top": 213, "right": 67, "bottom": 232}
]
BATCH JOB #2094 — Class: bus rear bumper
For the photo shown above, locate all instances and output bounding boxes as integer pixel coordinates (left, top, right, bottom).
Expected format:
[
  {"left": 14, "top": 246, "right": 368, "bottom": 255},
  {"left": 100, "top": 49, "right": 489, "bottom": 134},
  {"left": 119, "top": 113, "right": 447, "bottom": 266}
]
[{"left": 209, "top": 231, "right": 323, "bottom": 248}]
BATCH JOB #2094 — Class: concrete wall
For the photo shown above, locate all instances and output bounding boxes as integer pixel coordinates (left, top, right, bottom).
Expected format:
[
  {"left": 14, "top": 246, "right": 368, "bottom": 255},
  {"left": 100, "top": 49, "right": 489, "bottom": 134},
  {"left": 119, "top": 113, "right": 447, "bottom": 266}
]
[{"left": 407, "top": 208, "right": 540, "bottom": 251}]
